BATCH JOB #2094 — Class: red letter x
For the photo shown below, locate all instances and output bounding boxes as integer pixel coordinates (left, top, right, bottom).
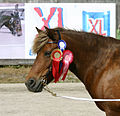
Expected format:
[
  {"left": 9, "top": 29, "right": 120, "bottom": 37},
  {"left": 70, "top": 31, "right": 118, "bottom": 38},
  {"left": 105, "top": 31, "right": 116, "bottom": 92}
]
[
  {"left": 34, "top": 7, "right": 57, "bottom": 30},
  {"left": 41, "top": 8, "right": 56, "bottom": 30},
  {"left": 89, "top": 19, "right": 98, "bottom": 34}
]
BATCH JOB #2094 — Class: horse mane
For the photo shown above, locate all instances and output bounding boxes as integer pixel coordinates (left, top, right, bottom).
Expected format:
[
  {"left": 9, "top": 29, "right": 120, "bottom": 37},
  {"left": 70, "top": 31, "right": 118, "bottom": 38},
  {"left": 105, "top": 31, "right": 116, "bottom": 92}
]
[
  {"left": 54, "top": 27, "right": 119, "bottom": 45},
  {"left": 32, "top": 31, "right": 49, "bottom": 54},
  {"left": 32, "top": 27, "right": 119, "bottom": 54}
]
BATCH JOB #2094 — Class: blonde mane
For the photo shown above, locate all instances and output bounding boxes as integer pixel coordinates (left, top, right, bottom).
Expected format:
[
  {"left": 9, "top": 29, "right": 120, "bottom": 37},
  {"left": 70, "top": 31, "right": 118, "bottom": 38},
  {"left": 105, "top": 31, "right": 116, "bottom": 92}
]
[{"left": 32, "top": 31, "right": 49, "bottom": 54}]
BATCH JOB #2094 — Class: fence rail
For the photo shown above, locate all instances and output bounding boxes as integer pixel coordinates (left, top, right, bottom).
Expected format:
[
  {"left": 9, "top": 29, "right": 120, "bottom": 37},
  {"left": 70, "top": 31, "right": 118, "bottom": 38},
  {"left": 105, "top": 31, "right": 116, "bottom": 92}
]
[
  {"left": 0, "top": 59, "right": 34, "bottom": 65},
  {"left": 0, "top": 0, "right": 119, "bottom": 3}
]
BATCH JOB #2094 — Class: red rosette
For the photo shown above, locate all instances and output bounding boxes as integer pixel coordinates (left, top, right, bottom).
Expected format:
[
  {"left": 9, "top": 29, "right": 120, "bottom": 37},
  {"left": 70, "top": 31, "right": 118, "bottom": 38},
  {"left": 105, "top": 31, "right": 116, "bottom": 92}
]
[
  {"left": 63, "top": 50, "right": 73, "bottom": 63},
  {"left": 61, "top": 50, "right": 74, "bottom": 81},
  {"left": 51, "top": 49, "right": 63, "bottom": 61},
  {"left": 51, "top": 49, "right": 63, "bottom": 82}
]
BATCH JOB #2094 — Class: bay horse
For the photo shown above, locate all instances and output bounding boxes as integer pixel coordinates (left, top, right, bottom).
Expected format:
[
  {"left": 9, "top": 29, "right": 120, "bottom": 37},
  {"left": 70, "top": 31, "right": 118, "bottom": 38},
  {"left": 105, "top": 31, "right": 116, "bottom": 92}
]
[
  {"left": 0, "top": 4, "right": 22, "bottom": 36},
  {"left": 25, "top": 27, "right": 120, "bottom": 116}
]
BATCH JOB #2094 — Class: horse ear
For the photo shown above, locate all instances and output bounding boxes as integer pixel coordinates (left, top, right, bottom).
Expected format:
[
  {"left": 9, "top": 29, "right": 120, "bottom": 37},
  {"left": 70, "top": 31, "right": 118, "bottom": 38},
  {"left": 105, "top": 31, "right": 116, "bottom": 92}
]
[
  {"left": 36, "top": 27, "right": 42, "bottom": 33},
  {"left": 13, "top": 4, "right": 19, "bottom": 16},
  {"left": 45, "top": 26, "right": 56, "bottom": 41},
  {"left": 44, "top": 26, "right": 49, "bottom": 32},
  {"left": 15, "top": 4, "right": 18, "bottom": 11}
]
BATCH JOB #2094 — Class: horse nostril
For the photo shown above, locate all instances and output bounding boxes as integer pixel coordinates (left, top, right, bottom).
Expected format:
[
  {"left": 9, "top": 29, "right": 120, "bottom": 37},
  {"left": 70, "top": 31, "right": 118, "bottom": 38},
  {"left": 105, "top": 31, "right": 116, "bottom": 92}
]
[
  {"left": 17, "top": 32, "right": 22, "bottom": 36},
  {"left": 25, "top": 78, "right": 44, "bottom": 92},
  {"left": 27, "top": 78, "right": 36, "bottom": 88}
]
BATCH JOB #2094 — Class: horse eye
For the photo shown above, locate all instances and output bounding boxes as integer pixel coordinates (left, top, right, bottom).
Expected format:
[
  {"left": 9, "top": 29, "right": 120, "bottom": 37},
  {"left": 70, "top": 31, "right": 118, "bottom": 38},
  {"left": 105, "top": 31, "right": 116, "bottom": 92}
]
[{"left": 44, "top": 51, "right": 51, "bottom": 57}]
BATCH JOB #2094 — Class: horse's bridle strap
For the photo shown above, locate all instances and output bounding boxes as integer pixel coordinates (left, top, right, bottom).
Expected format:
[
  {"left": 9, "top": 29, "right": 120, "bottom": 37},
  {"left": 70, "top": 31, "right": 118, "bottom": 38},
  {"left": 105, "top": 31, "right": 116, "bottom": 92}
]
[
  {"left": 56, "top": 30, "right": 61, "bottom": 40},
  {"left": 43, "top": 30, "right": 61, "bottom": 82},
  {"left": 47, "top": 41, "right": 57, "bottom": 44}
]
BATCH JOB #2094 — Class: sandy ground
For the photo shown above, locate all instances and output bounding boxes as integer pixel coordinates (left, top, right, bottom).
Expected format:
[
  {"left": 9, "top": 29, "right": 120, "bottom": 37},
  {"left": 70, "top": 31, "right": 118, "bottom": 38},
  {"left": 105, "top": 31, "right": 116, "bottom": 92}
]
[{"left": 0, "top": 83, "right": 105, "bottom": 116}]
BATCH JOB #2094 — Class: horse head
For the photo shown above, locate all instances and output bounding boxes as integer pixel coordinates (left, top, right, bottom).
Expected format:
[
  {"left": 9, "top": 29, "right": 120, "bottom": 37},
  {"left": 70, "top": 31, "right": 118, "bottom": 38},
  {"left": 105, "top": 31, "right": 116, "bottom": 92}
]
[
  {"left": 25, "top": 27, "right": 61, "bottom": 92},
  {"left": 9, "top": 12, "right": 22, "bottom": 36},
  {"left": 4, "top": 4, "right": 22, "bottom": 36}
]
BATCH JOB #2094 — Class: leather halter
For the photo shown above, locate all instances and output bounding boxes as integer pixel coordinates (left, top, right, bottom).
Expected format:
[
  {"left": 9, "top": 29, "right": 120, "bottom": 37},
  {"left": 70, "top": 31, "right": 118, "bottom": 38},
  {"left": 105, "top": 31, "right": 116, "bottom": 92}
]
[{"left": 56, "top": 30, "right": 61, "bottom": 40}]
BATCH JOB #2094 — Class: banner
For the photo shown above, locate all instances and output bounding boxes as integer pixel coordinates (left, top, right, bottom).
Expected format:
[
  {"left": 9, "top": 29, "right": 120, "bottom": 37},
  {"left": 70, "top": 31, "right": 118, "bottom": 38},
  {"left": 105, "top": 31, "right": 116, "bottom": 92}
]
[
  {"left": 25, "top": 3, "right": 116, "bottom": 59},
  {"left": 0, "top": 3, "right": 116, "bottom": 59}
]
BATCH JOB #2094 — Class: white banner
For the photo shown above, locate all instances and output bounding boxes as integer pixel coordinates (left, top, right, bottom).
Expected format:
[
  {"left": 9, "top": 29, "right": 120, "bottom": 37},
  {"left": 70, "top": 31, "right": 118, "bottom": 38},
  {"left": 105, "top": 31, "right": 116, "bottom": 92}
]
[{"left": 25, "top": 3, "right": 116, "bottom": 59}]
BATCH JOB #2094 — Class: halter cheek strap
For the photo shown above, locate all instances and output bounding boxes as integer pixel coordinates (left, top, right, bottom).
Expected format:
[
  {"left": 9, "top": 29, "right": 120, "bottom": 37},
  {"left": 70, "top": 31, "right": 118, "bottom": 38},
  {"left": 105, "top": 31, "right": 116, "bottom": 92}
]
[
  {"left": 45, "top": 30, "right": 61, "bottom": 82},
  {"left": 56, "top": 30, "right": 61, "bottom": 40}
]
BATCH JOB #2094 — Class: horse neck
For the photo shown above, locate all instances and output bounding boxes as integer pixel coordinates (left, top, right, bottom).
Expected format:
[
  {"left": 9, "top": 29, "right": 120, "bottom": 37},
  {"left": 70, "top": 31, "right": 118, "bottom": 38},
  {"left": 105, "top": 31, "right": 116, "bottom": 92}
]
[
  {"left": 0, "top": 15, "right": 10, "bottom": 28},
  {"left": 0, "top": 18, "right": 10, "bottom": 28},
  {"left": 61, "top": 31, "right": 101, "bottom": 83}
]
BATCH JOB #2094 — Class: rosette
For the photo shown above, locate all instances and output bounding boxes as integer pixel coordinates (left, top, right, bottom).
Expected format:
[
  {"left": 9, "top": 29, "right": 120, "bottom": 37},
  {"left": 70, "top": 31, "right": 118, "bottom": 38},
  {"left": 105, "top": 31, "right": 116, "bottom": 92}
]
[
  {"left": 61, "top": 50, "right": 73, "bottom": 81},
  {"left": 58, "top": 40, "right": 66, "bottom": 51},
  {"left": 51, "top": 49, "right": 63, "bottom": 82}
]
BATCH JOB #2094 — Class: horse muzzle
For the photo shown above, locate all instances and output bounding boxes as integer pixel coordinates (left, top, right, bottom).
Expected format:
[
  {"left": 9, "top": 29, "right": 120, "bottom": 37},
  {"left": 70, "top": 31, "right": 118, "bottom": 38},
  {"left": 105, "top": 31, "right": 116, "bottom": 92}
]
[
  {"left": 17, "top": 31, "right": 22, "bottom": 36},
  {"left": 25, "top": 78, "right": 46, "bottom": 92}
]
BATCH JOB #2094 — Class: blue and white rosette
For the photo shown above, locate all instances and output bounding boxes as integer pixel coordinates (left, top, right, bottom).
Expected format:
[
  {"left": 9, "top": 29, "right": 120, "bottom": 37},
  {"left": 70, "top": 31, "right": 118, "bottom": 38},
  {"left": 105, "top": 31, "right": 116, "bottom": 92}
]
[{"left": 58, "top": 40, "right": 66, "bottom": 52}]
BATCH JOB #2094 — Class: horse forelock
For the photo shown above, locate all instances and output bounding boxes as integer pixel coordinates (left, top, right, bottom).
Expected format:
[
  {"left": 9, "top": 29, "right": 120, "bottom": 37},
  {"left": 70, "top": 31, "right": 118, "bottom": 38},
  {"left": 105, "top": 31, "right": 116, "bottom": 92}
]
[{"left": 32, "top": 31, "right": 49, "bottom": 54}]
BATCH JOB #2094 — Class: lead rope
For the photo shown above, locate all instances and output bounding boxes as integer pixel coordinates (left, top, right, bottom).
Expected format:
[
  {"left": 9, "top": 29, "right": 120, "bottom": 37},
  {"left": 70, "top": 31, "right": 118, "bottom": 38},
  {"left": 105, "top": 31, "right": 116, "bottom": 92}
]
[
  {"left": 43, "top": 30, "right": 120, "bottom": 101},
  {"left": 44, "top": 85, "right": 57, "bottom": 97},
  {"left": 43, "top": 84, "right": 120, "bottom": 102}
]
